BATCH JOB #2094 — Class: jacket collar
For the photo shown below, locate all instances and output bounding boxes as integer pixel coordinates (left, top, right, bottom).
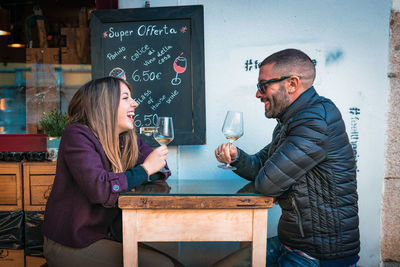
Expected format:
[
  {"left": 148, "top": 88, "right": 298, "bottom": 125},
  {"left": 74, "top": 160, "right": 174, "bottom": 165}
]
[{"left": 277, "top": 86, "right": 318, "bottom": 123}]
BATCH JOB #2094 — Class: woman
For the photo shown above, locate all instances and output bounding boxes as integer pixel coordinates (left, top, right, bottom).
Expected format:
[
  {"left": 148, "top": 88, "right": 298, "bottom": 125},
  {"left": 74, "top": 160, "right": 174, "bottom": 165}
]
[{"left": 42, "top": 77, "right": 181, "bottom": 267}]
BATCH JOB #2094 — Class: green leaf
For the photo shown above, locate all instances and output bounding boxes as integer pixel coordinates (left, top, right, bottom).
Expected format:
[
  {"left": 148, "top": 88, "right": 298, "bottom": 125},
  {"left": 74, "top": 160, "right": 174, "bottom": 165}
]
[{"left": 39, "top": 109, "right": 69, "bottom": 137}]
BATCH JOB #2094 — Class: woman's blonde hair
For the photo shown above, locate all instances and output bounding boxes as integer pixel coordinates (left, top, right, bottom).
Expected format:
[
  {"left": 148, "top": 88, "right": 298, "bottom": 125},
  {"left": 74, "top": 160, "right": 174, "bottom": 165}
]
[{"left": 68, "top": 77, "right": 138, "bottom": 173}]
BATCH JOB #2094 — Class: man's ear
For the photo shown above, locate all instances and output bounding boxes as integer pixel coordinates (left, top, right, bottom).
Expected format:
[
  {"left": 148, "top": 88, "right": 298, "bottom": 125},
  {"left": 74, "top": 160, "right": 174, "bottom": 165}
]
[{"left": 287, "top": 77, "right": 300, "bottom": 94}]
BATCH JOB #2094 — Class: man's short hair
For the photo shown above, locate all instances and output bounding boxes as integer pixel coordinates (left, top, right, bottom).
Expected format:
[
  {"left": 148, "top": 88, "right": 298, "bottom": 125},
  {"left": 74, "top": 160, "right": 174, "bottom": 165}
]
[{"left": 260, "top": 48, "right": 316, "bottom": 82}]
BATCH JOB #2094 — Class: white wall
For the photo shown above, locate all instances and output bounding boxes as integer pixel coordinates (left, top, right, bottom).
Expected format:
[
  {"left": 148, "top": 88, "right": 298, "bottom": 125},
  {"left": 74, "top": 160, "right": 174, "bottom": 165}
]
[{"left": 120, "top": 1, "right": 392, "bottom": 266}]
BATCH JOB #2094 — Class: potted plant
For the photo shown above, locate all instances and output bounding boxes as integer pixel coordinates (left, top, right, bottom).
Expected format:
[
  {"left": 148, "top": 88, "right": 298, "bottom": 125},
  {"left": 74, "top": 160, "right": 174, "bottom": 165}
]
[{"left": 39, "top": 109, "right": 69, "bottom": 161}]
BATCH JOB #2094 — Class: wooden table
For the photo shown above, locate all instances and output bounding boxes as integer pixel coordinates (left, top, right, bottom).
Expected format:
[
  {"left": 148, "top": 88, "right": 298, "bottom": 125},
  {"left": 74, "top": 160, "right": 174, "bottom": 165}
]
[{"left": 118, "top": 180, "right": 273, "bottom": 267}]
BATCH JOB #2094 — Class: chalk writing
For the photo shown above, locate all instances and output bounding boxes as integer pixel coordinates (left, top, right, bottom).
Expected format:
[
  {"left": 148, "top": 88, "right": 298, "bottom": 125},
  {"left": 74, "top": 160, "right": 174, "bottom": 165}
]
[
  {"left": 158, "top": 54, "right": 171, "bottom": 65},
  {"left": 144, "top": 57, "right": 156, "bottom": 66},
  {"left": 158, "top": 46, "right": 173, "bottom": 57},
  {"left": 166, "top": 90, "right": 179, "bottom": 104},
  {"left": 148, "top": 48, "right": 156, "bottom": 55},
  {"left": 134, "top": 89, "right": 152, "bottom": 105},
  {"left": 349, "top": 107, "right": 360, "bottom": 172},
  {"left": 106, "top": 27, "right": 134, "bottom": 42},
  {"left": 133, "top": 113, "right": 159, "bottom": 128},
  {"left": 131, "top": 45, "right": 151, "bottom": 62},
  {"left": 137, "top": 24, "right": 178, "bottom": 36},
  {"left": 151, "top": 95, "right": 166, "bottom": 111},
  {"left": 107, "top": 46, "right": 126, "bottom": 60},
  {"left": 132, "top": 70, "right": 162, "bottom": 82},
  {"left": 93, "top": 12, "right": 201, "bottom": 144}
]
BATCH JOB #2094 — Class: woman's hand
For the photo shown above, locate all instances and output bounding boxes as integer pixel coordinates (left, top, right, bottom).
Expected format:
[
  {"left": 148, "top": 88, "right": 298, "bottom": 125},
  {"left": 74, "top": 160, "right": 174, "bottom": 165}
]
[
  {"left": 215, "top": 143, "right": 238, "bottom": 164},
  {"left": 142, "top": 145, "right": 168, "bottom": 175}
]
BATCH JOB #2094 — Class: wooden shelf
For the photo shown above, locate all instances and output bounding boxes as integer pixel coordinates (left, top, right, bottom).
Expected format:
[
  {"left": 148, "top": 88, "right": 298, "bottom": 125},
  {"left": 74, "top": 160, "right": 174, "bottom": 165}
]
[
  {"left": 23, "top": 161, "right": 56, "bottom": 211},
  {"left": 0, "top": 162, "right": 23, "bottom": 211}
]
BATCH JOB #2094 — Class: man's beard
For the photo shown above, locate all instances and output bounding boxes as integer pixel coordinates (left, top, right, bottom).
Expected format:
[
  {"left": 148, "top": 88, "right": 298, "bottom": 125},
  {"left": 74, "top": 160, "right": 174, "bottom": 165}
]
[{"left": 265, "top": 84, "right": 291, "bottom": 118}]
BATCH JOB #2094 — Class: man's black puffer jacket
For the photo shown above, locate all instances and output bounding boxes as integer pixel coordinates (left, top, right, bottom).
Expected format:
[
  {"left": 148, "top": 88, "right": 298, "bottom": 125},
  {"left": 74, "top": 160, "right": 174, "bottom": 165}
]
[{"left": 232, "top": 87, "right": 360, "bottom": 260}]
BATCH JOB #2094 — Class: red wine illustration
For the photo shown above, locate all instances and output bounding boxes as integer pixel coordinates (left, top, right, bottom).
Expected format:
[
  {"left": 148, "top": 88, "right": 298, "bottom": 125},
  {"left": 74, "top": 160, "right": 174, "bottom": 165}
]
[{"left": 171, "top": 53, "right": 187, "bottom": 85}]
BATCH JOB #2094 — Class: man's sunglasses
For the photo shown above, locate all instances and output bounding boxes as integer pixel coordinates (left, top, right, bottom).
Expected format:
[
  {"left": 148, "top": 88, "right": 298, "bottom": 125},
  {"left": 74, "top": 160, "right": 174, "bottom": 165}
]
[{"left": 256, "top": 76, "right": 300, "bottom": 94}]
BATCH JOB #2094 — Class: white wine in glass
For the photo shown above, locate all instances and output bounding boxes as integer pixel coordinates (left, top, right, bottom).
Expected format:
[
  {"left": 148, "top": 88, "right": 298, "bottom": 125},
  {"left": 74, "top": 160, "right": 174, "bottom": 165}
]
[
  {"left": 154, "top": 136, "right": 174, "bottom": 146},
  {"left": 218, "top": 111, "right": 244, "bottom": 170},
  {"left": 153, "top": 117, "right": 174, "bottom": 173},
  {"left": 153, "top": 117, "right": 174, "bottom": 145}
]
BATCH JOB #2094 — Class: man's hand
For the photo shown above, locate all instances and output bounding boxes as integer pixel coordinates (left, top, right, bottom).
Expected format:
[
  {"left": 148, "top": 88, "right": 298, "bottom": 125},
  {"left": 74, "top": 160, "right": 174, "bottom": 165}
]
[{"left": 215, "top": 143, "right": 238, "bottom": 164}]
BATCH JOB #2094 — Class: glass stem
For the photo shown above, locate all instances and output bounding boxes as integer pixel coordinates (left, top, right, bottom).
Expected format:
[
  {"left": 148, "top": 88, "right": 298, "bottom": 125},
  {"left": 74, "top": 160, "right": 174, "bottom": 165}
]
[{"left": 226, "top": 141, "right": 232, "bottom": 166}]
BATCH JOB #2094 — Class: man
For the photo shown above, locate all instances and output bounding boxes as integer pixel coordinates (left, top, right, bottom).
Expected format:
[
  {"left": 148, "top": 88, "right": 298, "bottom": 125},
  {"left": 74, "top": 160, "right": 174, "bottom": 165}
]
[{"left": 214, "top": 49, "right": 360, "bottom": 266}]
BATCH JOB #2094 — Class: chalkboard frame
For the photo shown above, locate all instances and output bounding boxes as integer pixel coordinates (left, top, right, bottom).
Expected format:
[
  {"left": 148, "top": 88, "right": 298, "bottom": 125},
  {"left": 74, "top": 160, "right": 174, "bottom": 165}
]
[{"left": 90, "top": 5, "right": 205, "bottom": 145}]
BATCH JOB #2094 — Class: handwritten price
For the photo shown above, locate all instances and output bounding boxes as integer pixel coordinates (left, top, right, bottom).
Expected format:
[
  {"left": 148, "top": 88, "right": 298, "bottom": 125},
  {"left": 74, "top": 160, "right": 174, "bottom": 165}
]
[
  {"left": 132, "top": 70, "right": 162, "bottom": 82},
  {"left": 134, "top": 114, "right": 159, "bottom": 128}
]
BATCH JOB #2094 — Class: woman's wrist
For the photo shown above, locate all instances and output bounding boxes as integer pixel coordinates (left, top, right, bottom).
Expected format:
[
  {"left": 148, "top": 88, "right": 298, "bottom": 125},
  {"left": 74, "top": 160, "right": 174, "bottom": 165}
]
[{"left": 140, "top": 164, "right": 151, "bottom": 182}]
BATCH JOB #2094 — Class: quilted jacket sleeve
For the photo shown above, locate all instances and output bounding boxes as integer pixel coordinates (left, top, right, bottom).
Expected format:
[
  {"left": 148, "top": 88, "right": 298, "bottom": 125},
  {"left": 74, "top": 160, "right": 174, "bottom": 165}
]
[
  {"left": 232, "top": 144, "right": 271, "bottom": 181},
  {"left": 255, "top": 110, "right": 329, "bottom": 197}
]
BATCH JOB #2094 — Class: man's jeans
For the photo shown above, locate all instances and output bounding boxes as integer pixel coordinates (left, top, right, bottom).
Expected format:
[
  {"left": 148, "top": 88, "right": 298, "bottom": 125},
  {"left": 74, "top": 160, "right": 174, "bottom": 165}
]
[
  {"left": 267, "top": 236, "right": 319, "bottom": 267},
  {"left": 213, "top": 236, "right": 319, "bottom": 267}
]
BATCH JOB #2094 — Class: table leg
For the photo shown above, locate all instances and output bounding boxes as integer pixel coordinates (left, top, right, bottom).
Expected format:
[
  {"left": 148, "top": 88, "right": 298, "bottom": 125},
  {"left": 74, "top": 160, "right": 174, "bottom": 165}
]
[
  {"left": 251, "top": 209, "right": 268, "bottom": 267},
  {"left": 122, "top": 210, "right": 138, "bottom": 267}
]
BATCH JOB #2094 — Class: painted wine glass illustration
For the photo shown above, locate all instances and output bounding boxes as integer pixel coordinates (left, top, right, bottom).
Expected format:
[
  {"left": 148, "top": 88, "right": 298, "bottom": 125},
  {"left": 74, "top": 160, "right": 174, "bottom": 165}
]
[
  {"left": 171, "top": 53, "right": 187, "bottom": 85},
  {"left": 218, "top": 111, "right": 244, "bottom": 170},
  {"left": 109, "top": 67, "right": 126, "bottom": 80},
  {"left": 153, "top": 117, "right": 174, "bottom": 173}
]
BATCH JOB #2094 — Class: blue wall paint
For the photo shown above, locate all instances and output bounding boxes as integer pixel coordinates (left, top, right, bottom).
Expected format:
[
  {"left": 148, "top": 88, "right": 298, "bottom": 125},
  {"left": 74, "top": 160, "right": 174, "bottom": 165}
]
[{"left": 326, "top": 49, "right": 344, "bottom": 65}]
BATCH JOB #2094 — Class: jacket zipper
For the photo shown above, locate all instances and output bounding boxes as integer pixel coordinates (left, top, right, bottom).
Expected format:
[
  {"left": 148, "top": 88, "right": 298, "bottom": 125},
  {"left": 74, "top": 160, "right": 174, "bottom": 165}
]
[{"left": 291, "top": 196, "right": 305, "bottom": 237}]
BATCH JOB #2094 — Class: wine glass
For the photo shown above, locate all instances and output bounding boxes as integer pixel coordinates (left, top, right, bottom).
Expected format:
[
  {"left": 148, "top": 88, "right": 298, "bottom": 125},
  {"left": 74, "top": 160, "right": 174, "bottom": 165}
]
[
  {"left": 218, "top": 111, "right": 244, "bottom": 170},
  {"left": 153, "top": 117, "right": 174, "bottom": 145},
  {"left": 153, "top": 117, "right": 174, "bottom": 173},
  {"left": 171, "top": 53, "right": 187, "bottom": 86}
]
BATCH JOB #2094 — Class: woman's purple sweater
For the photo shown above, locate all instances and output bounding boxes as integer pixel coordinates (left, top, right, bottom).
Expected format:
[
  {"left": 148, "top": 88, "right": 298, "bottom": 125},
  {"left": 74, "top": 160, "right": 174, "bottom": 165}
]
[{"left": 42, "top": 123, "right": 160, "bottom": 248}]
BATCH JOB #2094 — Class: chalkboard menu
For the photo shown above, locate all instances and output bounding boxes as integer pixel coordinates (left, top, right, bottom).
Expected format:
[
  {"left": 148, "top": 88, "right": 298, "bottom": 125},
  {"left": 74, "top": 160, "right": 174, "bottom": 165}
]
[{"left": 90, "top": 5, "right": 205, "bottom": 145}]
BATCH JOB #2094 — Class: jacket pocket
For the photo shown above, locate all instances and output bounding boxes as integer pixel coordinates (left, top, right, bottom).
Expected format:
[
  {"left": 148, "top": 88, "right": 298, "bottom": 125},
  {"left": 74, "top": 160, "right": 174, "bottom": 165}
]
[{"left": 291, "top": 195, "right": 305, "bottom": 237}]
